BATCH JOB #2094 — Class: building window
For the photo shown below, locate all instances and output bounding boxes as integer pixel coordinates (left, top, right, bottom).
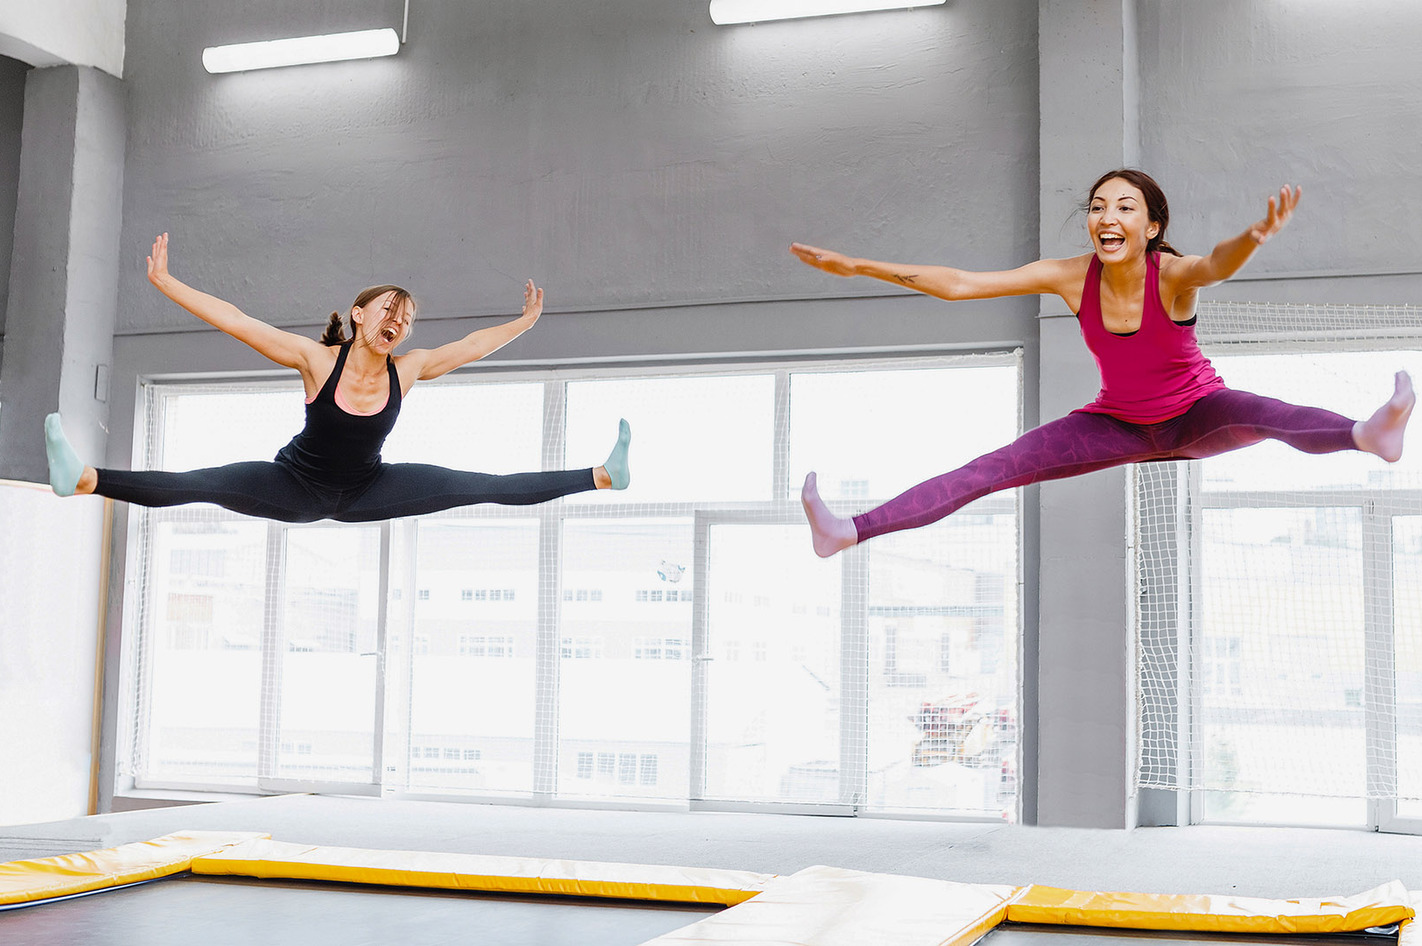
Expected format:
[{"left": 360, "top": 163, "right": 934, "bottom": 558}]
[
  {"left": 560, "top": 637, "right": 603, "bottom": 659},
  {"left": 634, "top": 637, "right": 688, "bottom": 660},
  {"left": 459, "top": 635, "right": 514, "bottom": 658}
]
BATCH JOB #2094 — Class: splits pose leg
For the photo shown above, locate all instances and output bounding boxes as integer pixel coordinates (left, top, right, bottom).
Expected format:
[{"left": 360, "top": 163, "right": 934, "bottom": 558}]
[
  {"left": 804, "top": 374, "right": 1413, "bottom": 557},
  {"left": 46, "top": 414, "right": 633, "bottom": 523}
]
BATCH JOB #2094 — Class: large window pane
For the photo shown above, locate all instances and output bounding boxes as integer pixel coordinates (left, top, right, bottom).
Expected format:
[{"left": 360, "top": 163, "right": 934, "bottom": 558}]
[
  {"left": 1198, "top": 507, "right": 1367, "bottom": 825},
  {"left": 865, "top": 513, "right": 1018, "bottom": 819},
  {"left": 383, "top": 381, "right": 543, "bottom": 472},
  {"left": 558, "top": 519, "right": 693, "bottom": 801},
  {"left": 143, "top": 519, "right": 268, "bottom": 784},
  {"left": 703, "top": 524, "right": 842, "bottom": 804},
  {"left": 565, "top": 374, "right": 775, "bottom": 504},
  {"left": 274, "top": 526, "right": 381, "bottom": 782},
  {"left": 1202, "top": 351, "right": 1422, "bottom": 492},
  {"left": 407, "top": 520, "right": 540, "bottom": 795},
  {"left": 160, "top": 387, "right": 304, "bottom": 470},
  {"left": 789, "top": 363, "right": 1018, "bottom": 502}
]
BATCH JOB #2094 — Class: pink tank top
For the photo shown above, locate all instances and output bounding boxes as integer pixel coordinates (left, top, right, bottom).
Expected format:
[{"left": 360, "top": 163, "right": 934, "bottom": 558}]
[{"left": 1074, "top": 251, "right": 1225, "bottom": 424}]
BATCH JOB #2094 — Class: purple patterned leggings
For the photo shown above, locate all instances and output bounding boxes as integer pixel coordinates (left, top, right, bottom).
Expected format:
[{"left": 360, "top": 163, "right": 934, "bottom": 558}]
[{"left": 853, "top": 388, "right": 1359, "bottom": 543}]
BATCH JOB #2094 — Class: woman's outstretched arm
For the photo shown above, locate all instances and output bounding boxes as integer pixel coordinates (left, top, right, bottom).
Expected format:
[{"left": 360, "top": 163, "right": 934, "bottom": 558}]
[
  {"left": 147, "top": 233, "right": 323, "bottom": 372},
  {"left": 401, "top": 279, "right": 544, "bottom": 382},
  {"left": 1164, "top": 185, "right": 1302, "bottom": 292},
  {"left": 790, "top": 243, "right": 1084, "bottom": 304}
]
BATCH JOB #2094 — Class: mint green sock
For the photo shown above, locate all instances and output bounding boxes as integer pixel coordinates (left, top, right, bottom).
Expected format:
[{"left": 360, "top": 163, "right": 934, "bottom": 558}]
[
  {"left": 604, "top": 418, "right": 631, "bottom": 490},
  {"left": 45, "top": 413, "right": 84, "bottom": 496}
]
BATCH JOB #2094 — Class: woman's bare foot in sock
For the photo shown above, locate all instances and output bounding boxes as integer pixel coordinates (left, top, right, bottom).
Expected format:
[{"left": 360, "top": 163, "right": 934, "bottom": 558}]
[
  {"left": 1353, "top": 371, "right": 1414, "bottom": 462},
  {"left": 801, "top": 472, "right": 857, "bottom": 558}
]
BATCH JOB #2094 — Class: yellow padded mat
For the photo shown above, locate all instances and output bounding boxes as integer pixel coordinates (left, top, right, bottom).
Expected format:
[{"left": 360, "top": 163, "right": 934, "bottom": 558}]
[
  {"left": 1007, "top": 881, "right": 1415, "bottom": 934},
  {"left": 192, "top": 837, "right": 772, "bottom": 905},
  {"left": 637, "top": 865, "right": 1022, "bottom": 946},
  {"left": 0, "top": 831, "right": 268, "bottom": 906}
]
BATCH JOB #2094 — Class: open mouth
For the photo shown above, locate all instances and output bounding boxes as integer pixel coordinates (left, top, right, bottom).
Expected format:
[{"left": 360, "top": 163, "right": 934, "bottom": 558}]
[
  {"left": 380, "top": 326, "right": 399, "bottom": 343},
  {"left": 1099, "top": 234, "right": 1125, "bottom": 251}
]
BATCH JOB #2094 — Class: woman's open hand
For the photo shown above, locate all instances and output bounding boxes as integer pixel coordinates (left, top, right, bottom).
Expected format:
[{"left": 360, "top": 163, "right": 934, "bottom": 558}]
[
  {"left": 1246, "top": 186, "right": 1301, "bottom": 245},
  {"left": 146, "top": 232, "right": 171, "bottom": 287},
  {"left": 521, "top": 279, "right": 544, "bottom": 323}
]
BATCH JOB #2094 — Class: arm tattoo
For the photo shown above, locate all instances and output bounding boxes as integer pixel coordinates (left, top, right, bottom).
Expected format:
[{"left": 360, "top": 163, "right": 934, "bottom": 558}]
[{"left": 894, "top": 273, "right": 920, "bottom": 285}]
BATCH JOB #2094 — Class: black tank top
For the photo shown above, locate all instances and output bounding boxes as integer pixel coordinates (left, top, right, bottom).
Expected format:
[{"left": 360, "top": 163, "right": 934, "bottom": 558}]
[{"left": 275, "top": 342, "right": 402, "bottom": 490}]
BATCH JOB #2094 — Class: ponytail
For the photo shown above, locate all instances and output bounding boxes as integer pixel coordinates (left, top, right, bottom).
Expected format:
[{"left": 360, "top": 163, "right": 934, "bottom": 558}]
[
  {"left": 1154, "top": 239, "right": 1183, "bottom": 258},
  {"left": 319, "top": 311, "right": 347, "bottom": 346}
]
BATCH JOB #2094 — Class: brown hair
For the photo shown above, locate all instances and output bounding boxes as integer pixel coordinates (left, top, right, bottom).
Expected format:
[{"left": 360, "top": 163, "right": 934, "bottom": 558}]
[
  {"left": 1086, "top": 168, "right": 1182, "bottom": 257},
  {"left": 320, "top": 284, "right": 415, "bottom": 346}
]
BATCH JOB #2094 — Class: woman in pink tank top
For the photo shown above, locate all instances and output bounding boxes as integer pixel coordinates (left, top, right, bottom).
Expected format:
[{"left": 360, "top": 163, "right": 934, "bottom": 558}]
[{"left": 793, "top": 169, "right": 1415, "bottom": 557}]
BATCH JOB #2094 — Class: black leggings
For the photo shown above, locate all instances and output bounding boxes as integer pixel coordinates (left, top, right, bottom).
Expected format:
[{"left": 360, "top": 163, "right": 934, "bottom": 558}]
[{"left": 94, "top": 461, "right": 598, "bottom": 523}]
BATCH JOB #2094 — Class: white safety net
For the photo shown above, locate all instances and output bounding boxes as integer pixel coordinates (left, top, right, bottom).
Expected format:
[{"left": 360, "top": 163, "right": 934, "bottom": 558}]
[{"left": 1134, "top": 303, "right": 1422, "bottom": 825}]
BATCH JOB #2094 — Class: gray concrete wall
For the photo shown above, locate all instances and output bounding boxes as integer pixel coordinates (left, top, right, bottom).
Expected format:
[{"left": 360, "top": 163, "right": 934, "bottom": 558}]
[
  {"left": 0, "top": 65, "right": 126, "bottom": 484},
  {"left": 115, "top": 0, "right": 1039, "bottom": 332},
  {"left": 1138, "top": 0, "right": 1422, "bottom": 303},
  {"left": 0, "top": 55, "right": 27, "bottom": 351}
]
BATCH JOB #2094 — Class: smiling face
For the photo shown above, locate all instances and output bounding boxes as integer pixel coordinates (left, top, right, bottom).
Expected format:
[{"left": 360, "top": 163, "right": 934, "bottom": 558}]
[
  {"left": 1087, "top": 177, "right": 1160, "bottom": 263},
  {"left": 351, "top": 288, "right": 415, "bottom": 353}
]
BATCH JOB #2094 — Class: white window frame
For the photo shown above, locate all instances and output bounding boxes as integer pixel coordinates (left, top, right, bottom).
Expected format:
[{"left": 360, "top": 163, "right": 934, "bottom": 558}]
[{"left": 121, "top": 350, "right": 1024, "bottom": 821}]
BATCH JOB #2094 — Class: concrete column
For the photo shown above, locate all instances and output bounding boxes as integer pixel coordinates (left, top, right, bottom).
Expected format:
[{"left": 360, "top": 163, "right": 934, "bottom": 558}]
[
  {"left": 0, "top": 64, "right": 125, "bottom": 484},
  {"left": 1033, "top": 0, "right": 1141, "bottom": 828}
]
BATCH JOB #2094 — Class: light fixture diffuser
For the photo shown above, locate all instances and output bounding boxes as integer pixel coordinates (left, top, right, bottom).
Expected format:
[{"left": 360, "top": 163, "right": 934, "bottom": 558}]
[
  {"left": 709, "top": 0, "right": 946, "bottom": 25},
  {"left": 202, "top": 28, "right": 400, "bottom": 74}
]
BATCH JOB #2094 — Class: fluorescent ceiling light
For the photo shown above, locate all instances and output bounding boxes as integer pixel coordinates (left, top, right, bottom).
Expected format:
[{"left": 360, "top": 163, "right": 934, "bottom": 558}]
[
  {"left": 709, "top": 0, "right": 946, "bottom": 25},
  {"left": 202, "top": 28, "right": 400, "bottom": 74}
]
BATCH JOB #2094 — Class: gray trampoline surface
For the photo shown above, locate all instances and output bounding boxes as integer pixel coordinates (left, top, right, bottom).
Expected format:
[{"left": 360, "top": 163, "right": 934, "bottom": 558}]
[
  {"left": 985, "top": 924, "right": 1399, "bottom": 946},
  {"left": 0, "top": 873, "right": 722, "bottom": 946}
]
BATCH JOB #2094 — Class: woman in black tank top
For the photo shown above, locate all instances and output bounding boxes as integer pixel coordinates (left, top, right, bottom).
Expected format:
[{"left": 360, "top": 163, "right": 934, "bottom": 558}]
[{"left": 44, "top": 233, "right": 631, "bottom": 523}]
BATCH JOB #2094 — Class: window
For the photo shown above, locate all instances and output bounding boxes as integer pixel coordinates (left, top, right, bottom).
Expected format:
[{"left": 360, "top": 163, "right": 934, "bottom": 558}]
[
  {"left": 634, "top": 638, "right": 688, "bottom": 661},
  {"left": 1134, "top": 315, "right": 1422, "bottom": 831},
  {"left": 560, "top": 637, "right": 604, "bottom": 659},
  {"left": 459, "top": 635, "right": 515, "bottom": 658},
  {"left": 126, "top": 355, "right": 1021, "bottom": 820}
]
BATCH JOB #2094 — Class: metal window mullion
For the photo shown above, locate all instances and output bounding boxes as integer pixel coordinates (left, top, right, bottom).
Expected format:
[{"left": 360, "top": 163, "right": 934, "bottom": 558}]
[
  {"left": 379, "top": 518, "right": 418, "bottom": 795},
  {"left": 1362, "top": 502, "right": 1397, "bottom": 826},
  {"left": 258, "top": 522, "right": 288, "bottom": 782},
  {"left": 131, "top": 384, "right": 166, "bottom": 781},
  {"left": 840, "top": 544, "right": 869, "bottom": 809},
  {"left": 532, "top": 380, "right": 566, "bottom": 797},
  {"left": 1187, "top": 462, "right": 1207, "bottom": 825},
  {"left": 690, "top": 512, "right": 711, "bottom": 802},
  {"left": 371, "top": 521, "right": 392, "bottom": 788}
]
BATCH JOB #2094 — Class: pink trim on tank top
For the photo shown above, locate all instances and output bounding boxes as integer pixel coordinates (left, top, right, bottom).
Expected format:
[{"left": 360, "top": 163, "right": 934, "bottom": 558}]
[{"left": 305, "top": 385, "right": 389, "bottom": 416}]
